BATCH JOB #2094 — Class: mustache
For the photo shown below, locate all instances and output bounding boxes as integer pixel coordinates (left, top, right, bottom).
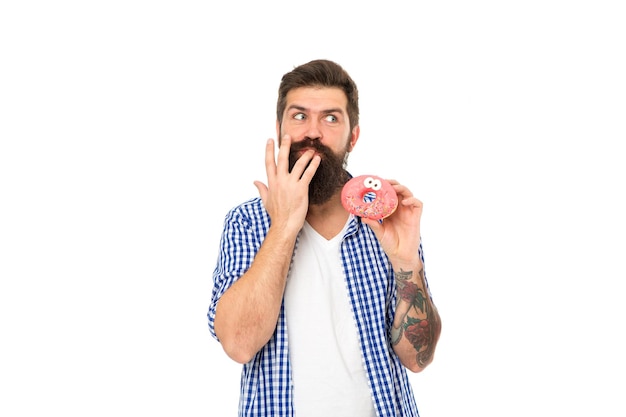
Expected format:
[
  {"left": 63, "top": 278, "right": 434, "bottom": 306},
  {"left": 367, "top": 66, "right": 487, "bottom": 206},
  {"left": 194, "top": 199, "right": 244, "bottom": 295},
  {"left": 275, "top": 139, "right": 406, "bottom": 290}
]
[
  {"left": 289, "top": 138, "right": 334, "bottom": 157},
  {"left": 288, "top": 138, "right": 335, "bottom": 175}
]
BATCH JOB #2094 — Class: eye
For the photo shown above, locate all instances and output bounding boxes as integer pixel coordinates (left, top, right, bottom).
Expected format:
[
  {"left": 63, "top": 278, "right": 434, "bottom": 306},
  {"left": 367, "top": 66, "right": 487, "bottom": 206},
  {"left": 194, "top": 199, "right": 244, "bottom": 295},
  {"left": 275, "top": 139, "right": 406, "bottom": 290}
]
[
  {"left": 324, "top": 114, "right": 337, "bottom": 122},
  {"left": 363, "top": 177, "right": 382, "bottom": 191},
  {"left": 293, "top": 113, "right": 306, "bottom": 120}
]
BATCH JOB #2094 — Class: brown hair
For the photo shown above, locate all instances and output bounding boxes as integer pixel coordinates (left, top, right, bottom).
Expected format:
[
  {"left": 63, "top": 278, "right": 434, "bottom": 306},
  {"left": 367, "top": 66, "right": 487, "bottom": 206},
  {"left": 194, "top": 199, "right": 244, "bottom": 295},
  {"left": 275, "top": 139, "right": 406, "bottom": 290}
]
[{"left": 276, "top": 59, "right": 360, "bottom": 133}]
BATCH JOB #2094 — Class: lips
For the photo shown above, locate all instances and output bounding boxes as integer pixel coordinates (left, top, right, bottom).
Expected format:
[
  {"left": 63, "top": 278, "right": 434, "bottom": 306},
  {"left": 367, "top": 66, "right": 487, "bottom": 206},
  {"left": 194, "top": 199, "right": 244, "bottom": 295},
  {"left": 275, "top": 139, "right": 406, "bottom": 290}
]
[
  {"left": 291, "top": 140, "right": 330, "bottom": 157},
  {"left": 297, "top": 148, "right": 321, "bottom": 158}
]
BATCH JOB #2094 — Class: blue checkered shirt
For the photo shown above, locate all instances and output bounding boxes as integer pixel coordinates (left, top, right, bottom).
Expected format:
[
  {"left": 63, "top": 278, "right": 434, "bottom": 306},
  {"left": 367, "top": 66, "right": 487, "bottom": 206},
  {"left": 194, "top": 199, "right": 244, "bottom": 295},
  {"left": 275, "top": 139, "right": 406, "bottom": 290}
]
[{"left": 208, "top": 197, "right": 428, "bottom": 416}]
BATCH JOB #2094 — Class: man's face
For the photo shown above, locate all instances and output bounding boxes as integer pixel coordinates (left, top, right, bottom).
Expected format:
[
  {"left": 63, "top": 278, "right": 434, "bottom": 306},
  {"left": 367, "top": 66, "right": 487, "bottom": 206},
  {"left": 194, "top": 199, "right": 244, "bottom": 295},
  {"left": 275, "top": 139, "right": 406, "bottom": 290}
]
[{"left": 278, "top": 87, "right": 358, "bottom": 205}]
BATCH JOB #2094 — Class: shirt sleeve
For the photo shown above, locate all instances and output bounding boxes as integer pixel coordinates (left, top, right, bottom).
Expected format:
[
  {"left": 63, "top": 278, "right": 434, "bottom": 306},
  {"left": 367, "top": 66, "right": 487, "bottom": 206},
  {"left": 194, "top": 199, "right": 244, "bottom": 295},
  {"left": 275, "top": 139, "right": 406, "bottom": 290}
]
[{"left": 207, "top": 207, "right": 261, "bottom": 341}]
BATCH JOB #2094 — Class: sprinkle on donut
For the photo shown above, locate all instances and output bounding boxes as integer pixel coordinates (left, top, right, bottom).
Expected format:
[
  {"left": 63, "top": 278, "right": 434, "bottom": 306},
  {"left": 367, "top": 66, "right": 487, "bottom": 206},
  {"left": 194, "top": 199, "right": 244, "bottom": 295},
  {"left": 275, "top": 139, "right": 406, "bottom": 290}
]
[{"left": 341, "top": 175, "right": 398, "bottom": 220}]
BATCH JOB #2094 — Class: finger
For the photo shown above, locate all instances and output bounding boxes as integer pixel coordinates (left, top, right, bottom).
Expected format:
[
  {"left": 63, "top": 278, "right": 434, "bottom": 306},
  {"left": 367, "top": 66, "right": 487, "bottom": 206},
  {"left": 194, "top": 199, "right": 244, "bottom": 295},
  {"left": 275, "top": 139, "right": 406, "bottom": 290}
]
[
  {"left": 298, "top": 154, "right": 321, "bottom": 183},
  {"left": 389, "top": 181, "right": 413, "bottom": 198},
  {"left": 276, "top": 134, "right": 292, "bottom": 174},
  {"left": 361, "top": 217, "right": 378, "bottom": 228},
  {"left": 361, "top": 217, "right": 384, "bottom": 238},
  {"left": 264, "top": 138, "right": 277, "bottom": 182},
  {"left": 287, "top": 148, "right": 318, "bottom": 179},
  {"left": 401, "top": 197, "right": 423, "bottom": 209}
]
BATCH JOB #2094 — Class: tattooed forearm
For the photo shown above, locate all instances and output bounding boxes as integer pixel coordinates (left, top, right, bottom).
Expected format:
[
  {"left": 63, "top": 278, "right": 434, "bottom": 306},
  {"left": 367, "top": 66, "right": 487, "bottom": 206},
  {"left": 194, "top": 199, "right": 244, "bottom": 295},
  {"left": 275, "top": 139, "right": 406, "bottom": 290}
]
[
  {"left": 395, "top": 268, "right": 419, "bottom": 302},
  {"left": 395, "top": 269, "right": 413, "bottom": 282},
  {"left": 392, "top": 267, "right": 442, "bottom": 368},
  {"left": 391, "top": 269, "right": 417, "bottom": 346}
]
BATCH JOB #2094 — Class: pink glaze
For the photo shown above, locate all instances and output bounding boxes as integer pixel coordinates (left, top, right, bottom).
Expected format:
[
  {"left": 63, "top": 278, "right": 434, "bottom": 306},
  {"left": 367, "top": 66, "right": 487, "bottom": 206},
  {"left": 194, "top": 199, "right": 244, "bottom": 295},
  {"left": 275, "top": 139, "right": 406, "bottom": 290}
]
[{"left": 341, "top": 175, "right": 398, "bottom": 220}]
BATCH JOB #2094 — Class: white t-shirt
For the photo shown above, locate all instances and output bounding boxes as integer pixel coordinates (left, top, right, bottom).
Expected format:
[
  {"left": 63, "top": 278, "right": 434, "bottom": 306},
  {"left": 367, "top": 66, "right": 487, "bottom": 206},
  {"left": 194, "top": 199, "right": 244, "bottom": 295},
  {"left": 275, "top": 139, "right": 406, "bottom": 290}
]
[{"left": 284, "top": 220, "right": 376, "bottom": 417}]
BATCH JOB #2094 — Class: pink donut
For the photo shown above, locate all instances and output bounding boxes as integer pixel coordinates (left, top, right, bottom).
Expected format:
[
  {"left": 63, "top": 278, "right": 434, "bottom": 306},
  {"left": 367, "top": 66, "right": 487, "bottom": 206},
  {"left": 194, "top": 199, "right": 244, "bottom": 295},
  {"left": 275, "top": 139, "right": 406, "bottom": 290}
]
[{"left": 341, "top": 175, "right": 398, "bottom": 220}]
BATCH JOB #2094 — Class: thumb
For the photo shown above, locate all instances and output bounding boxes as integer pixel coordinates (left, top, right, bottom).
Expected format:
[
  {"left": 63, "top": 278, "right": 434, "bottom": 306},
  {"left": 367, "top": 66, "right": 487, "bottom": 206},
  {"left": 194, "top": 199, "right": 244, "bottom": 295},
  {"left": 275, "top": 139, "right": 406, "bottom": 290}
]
[
  {"left": 253, "top": 181, "right": 268, "bottom": 205},
  {"left": 361, "top": 217, "right": 382, "bottom": 234}
]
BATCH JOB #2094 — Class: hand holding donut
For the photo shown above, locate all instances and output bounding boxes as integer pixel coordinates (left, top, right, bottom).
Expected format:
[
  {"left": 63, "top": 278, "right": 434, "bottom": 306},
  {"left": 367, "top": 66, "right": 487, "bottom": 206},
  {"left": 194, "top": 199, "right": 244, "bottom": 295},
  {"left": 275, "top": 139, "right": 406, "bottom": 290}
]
[{"left": 346, "top": 178, "right": 423, "bottom": 266}]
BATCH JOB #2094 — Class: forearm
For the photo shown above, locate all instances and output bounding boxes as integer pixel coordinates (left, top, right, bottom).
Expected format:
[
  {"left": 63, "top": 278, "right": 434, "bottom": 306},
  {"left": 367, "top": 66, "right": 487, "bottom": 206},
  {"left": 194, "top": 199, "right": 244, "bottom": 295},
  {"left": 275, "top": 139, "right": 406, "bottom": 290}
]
[
  {"left": 390, "top": 261, "right": 442, "bottom": 372},
  {"left": 214, "top": 227, "right": 297, "bottom": 363}
]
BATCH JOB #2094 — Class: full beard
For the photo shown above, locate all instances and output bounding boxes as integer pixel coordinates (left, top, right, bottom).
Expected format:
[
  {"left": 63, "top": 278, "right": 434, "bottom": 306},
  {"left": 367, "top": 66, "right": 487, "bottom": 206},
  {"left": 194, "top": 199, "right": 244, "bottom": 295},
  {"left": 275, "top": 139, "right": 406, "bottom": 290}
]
[{"left": 288, "top": 137, "right": 351, "bottom": 205}]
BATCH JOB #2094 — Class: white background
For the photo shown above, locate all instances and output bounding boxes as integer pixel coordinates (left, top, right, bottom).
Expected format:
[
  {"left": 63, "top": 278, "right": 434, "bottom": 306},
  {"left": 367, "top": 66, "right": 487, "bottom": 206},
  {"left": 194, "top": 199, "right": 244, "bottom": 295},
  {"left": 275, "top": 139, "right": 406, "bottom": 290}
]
[{"left": 1, "top": 1, "right": 625, "bottom": 416}]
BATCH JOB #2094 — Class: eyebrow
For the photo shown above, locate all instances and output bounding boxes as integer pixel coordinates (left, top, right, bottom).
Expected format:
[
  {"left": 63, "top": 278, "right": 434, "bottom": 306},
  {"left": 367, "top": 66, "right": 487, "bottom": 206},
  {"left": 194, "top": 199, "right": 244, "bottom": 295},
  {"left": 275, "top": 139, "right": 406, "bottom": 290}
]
[{"left": 287, "top": 104, "right": 345, "bottom": 115}]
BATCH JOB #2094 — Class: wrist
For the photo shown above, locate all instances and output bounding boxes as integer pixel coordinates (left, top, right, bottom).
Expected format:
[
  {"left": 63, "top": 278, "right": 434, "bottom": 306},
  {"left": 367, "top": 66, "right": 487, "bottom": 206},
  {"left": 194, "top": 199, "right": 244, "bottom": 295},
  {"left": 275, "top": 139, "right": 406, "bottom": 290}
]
[{"left": 390, "top": 257, "right": 422, "bottom": 275}]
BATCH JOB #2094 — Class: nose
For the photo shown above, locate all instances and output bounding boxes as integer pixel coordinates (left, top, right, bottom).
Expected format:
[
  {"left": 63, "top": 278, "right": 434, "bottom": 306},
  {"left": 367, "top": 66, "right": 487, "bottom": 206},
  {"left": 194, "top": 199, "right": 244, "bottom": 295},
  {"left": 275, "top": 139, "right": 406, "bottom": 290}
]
[{"left": 304, "top": 118, "right": 322, "bottom": 141}]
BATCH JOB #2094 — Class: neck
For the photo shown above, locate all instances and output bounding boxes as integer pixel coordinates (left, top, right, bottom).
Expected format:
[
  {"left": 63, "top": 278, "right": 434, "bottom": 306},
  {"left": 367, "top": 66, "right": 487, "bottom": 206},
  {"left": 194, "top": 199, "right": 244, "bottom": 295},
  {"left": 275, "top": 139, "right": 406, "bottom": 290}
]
[{"left": 306, "top": 193, "right": 350, "bottom": 240}]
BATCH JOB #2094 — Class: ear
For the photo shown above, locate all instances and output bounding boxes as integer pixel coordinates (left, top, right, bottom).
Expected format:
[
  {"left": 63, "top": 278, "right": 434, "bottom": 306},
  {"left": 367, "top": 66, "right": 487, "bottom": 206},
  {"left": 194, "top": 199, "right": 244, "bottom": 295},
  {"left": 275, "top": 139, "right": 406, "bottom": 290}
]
[{"left": 348, "top": 125, "right": 360, "bottom": 152}]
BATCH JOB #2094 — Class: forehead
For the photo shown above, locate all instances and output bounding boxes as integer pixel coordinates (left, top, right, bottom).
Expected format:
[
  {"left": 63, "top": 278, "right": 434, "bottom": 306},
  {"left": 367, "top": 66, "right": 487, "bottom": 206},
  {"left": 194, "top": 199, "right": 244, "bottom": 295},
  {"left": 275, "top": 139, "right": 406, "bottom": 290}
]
[{"left": 284, "top": 86, "right": 348, "bottom": 112}]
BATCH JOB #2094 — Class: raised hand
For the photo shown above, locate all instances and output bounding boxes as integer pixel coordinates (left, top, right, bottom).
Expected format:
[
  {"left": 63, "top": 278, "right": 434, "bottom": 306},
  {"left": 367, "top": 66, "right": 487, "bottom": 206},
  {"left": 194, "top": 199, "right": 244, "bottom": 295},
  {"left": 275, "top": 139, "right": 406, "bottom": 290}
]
[{"left": 254, "top": 135, "right": 321, "bottom": 235}]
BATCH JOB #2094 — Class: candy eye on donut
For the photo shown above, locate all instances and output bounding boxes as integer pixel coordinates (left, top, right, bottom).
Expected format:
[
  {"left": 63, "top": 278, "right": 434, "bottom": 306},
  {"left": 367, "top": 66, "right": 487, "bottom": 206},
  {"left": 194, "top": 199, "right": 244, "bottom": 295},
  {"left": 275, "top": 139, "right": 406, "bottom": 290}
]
[{"left": 363, "top": 177, "right": 382, "bottom": 191}]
